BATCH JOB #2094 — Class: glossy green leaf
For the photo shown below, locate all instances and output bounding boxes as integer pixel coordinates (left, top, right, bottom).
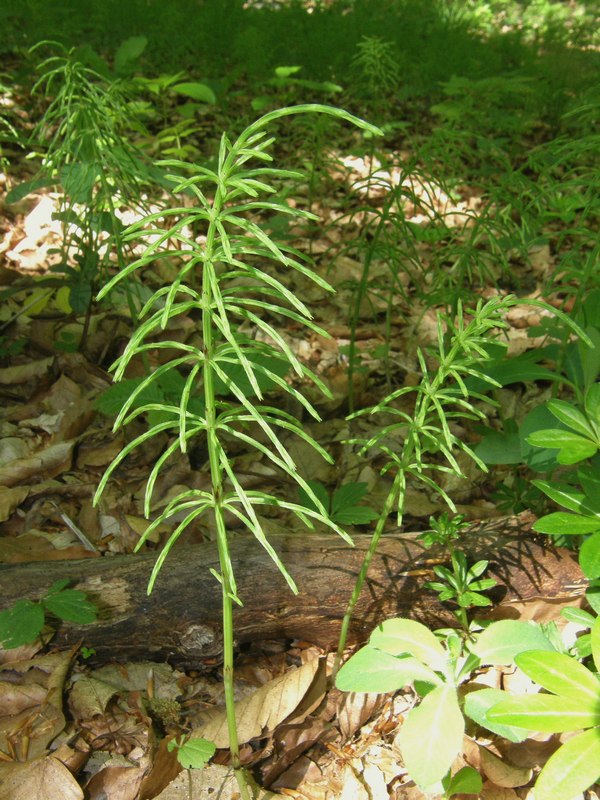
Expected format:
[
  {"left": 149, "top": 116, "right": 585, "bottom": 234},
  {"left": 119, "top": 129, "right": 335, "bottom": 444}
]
[
  {"left": 519, "top": 406, "right": 563, "bottom": 472},
  {"left": 588, "top": 583, "right": 600, "bottom": 614},
  {"left": 213, "top": 351, "right": 290, "bottom": 397},
  {"left": 515, "top": 650, "right": 600, "bottom": 701},
  {"left": 94, "top": 377, "right": 164, "bottom": 416},
  {"left": 533, "top": 511, "right": 600, "bottom": 535},
  {"left": 460, "top": 590, "right": 492, "bottom": 607},
  {"left": 473, "top": 421, "right": 521, "bottom": 465},
  {"left": 480, "top": 357, "right": 560, "bottom": 387},
  {"left": 61, "top": 161, "right": 99, "bottom": 203},
  {"left": 370, "top": 618, "right": 447, "bottom": 670},
  {"left": 68, "top": 279, "right": 93, "bottom": 315},
  {"left": 5, "top": 176, "right": 54, "bottom": 203},
  {"left": 579, "top": 464, "right": 600, "bottom": 506},
  {"left": 533, "top": 728, "right": 600, "bottom": 800},
  {"left": 580, "top": 531, "right": 600, "bottom": 580},
  {"left": 488, "top": 694, "right": 600, "bottom": 732},
  {"left": 585, "top": 383, "right": 600, "bottom": 421},
  {"left": 532, "top": 479, "right": 587, "bottom": 514},
  {"left": 298, "top": 480, "right": 329, "bottom": 515},
  {"left": 398, "top": 684, "right": 464, "bottom": 787},
  {"left": 463, "top": 688, "right": 528, "bottom": 742},
  {"left": 332, "top": 505, "right": 379, "bottom": 525},
  {"left": 114, "top": 35, "right": 147, "bottom": 76},
  {"left": 592, "top": 616, "right": 600, "bottom": 673},
  {"left": 473, "top": 620, "right": 554, "bottom": 665},
  {"left": 335, "top": 645, "right": 441, "bottom": 693},
  {"left": 319, "top": 481, "right": 380, "bottom": 524},
  {"left": 443, "top": 765, "right": 483, "bottom": 797},
  {"left": 579, "top": 329, "right": 600, "bottom": 392},
  {"left": 172, "top": 82, "right": 216, "bottom": 104},
  {"left": 527, "top": 429, "right": 597, "bottom": 464},
  {"left": 547, "top": 399, "right": 594, "bottom": 438},
  {"left": 561, "top": 606, "right": 596, "bottom": 627},
  {"left": 331, "top": 482, "right": 369, "bottom": 515}
]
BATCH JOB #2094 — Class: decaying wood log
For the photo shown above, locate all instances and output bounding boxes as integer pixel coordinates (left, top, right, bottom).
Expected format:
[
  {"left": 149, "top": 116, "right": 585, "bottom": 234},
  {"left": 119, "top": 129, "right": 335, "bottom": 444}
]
[{"left": 0, "top": 513, "right": 586, "bottom": 666}]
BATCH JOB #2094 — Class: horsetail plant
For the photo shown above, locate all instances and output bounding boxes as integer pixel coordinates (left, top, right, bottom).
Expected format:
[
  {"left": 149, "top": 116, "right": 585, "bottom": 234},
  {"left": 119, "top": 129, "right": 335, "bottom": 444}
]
[
  {"left": 333, "top": 295, "right": 591, "bottom": 676},
  {"left": 9, "top": 42, "right": 153, "bottom": 339},
  {"left": 93, "top": 105, "right": 382, "bottom": 798}
]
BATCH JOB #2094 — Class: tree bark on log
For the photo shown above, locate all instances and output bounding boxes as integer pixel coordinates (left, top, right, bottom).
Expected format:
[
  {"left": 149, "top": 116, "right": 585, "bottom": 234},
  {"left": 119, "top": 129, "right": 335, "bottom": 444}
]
[{"left": 0, "top": 513, "right": 586, "bottom": 666}]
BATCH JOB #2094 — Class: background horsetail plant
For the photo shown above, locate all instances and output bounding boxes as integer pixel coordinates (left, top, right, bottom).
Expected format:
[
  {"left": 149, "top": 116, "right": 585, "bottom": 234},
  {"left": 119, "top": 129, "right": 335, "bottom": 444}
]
[
  {"left": 333, "top": 295, "right": 590, "bottom": 675},
  {"left": 9, "top": 42, "right": 155, "bottom": 342},
  {"left": 93, "top": 105, "right": 382, "bottom": 798}
]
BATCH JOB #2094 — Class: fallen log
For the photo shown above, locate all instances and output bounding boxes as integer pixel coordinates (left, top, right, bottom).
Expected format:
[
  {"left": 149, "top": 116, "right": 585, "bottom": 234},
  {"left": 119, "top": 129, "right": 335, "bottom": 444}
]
[{"left": 0, "top": 513, "right": 586, "bottom": 666}]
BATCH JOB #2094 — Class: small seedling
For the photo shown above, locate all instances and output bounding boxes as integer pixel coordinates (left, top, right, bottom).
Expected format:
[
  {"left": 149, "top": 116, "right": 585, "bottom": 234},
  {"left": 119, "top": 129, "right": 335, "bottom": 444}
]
[
  {"left": 351, "top": 36, "right": 401, "bottom": 103},
  {"left": 168, "top": 735, "right": 216, "bottom": 769},
  {"left": 0, "top": 579, "right": 97, "bottom": 649},
  {"left": 425, "top": 550, "right": 497, "bottom": 630},
  {"left": 417, "top": 514, "right": 496, "bottom": 629},
  {"left": 418, "top": 512, "right": 469, "bottom": 549}
]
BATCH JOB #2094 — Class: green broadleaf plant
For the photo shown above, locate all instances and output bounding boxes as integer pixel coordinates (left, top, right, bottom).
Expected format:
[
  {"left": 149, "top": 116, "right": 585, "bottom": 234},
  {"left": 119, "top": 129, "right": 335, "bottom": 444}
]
[
  {"left": 93, "top": 104, "right": 382, "bottom": 799},
  {"left": 0, "top": 579, "right": 97, "bottom": 649},
  {"left": 527, "top": 383, "right": 600, "bottom": 465},
  {"left": 526, "top": 383, "right": 600, "bottom": 583},
  {"left": 487, "top": 616, "right": 600, "bottom": 800},
  {"left": 335, "top": 616, "right": 555, "bottom": 791},
  {"left": 474, "top": 293, "right": 600, "bottom": 474},
  {"left": 329, "top": 290, "right": 590, "bottom": 791}
]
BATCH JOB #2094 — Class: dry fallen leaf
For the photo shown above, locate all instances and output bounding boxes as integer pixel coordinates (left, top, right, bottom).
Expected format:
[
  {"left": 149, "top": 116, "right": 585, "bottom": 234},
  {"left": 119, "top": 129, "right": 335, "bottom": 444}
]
[
  {"left": 0, "top": 681, "right": 47, "bottom": 714},
  {"left": 0, "top": 651, "right": 72, "bottom": 761},
  {"left": 0, "top": 357, "right": 53, "bottom": 386},
  {"left": 90, "top": 662, "right": 181, "bottom": 699},
  {"left": 0, "top": 486, "right": 29, "bottom": 522},
  {"left": 191, "top": 657, "right": 322, "bottom": 748},
  {"left": 0, "top": 440, "right": 75, "bottom": 488},
  {"left": 333, "top": 761, "right": 370, "bottom": 800},
  {"left": 85, "top": 761, "right": 147, "bottom": 800},
  {"left": 0, "top": 755, "right": 83, "bottom": 800},
  {"left": 138, "top": 736, "right": 181, "bottom": 800},
  {"left": 478, "top": 745, "right": 532, "bottom": 788},
  {"left": 480, "top": 781, "right": 520, "bottom": 799},
  {"left": 0, "top": 530, "right": 97, "bottom": 563},
  {"left": 155, "top": 764, "right": 285, "bottom": 800},
  {"left": 336, "top": 690, "right": 383, "bottom": 741},
  {"left": 69, "top": 677, "right": 119, "bottom": 721}
]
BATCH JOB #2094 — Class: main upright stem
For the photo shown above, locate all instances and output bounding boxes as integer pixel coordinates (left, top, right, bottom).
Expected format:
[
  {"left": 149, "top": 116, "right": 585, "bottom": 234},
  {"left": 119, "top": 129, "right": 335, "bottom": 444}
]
[{"left": 202, "top": 152, "right": 252, "bottom": 799}]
